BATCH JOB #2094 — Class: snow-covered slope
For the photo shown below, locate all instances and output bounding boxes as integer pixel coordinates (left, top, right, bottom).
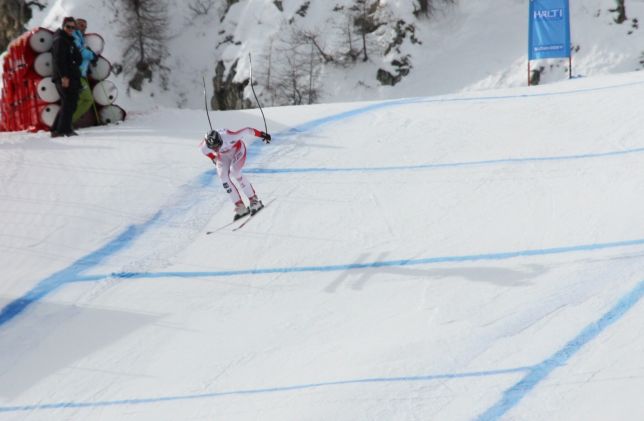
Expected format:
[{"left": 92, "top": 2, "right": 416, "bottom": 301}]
[
  {"left": 1, "top": 69, "right": 644, "bottom": 419},
  {"left": 16, "top": 0, "right": 644, "bottom": 110}
]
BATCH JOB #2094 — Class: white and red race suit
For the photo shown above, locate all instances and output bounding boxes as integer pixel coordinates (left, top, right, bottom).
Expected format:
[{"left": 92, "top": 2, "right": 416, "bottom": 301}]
[{"left": 200, "top": 127, "right": 264, "bottom": 205}]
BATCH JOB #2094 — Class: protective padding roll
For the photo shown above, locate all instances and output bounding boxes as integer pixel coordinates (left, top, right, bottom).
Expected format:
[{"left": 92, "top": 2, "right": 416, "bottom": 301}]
[
  {"left": 89, "top": 56, "right": 111, "bottom": 81},
  {"left": 98, "top": 104, "right": 126, "bottom": 124},
  {"left": 36, "top": 77, "right": 60, "bottom": 103},
  {"left": 92, "top": 80, "right": 118, "bottom": 106},
  {"left": 84, "top": 33, "right": 105, "bottom": 55},
  {"left": 28, "top": 28, "right": 53, "bottom": 53},
  {"left": 33, "top": 52, "right": 53, "bottom": 77},
  {"left": 40, "top": 103, "right": 60, "bottom": 127}
]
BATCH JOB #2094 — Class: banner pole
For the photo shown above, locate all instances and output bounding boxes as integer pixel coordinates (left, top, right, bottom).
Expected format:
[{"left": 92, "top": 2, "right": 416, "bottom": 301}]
[
  {"left": 569, "top": 55, "right": 572, "bottom": 79},
  {"left": 528, "top": 61, "right": 531, "bottom": 86}
]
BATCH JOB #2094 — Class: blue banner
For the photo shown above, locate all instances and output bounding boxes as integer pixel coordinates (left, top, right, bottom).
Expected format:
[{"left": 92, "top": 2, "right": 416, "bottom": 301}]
[{"left": 528, "top": 0, "right": 571, "bottom": 60}]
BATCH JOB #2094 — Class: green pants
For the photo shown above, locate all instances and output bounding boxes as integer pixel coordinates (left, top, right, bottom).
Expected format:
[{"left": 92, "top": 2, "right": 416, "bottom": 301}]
[{"left": 72, "top": 78, "right": 95, "bottom": 123}]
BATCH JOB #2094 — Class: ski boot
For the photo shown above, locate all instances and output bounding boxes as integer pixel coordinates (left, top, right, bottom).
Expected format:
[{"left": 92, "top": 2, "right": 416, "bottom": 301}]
[
  {"left": 233, "top": 201, "right": 250, "bottom": 221},
  {"left": 249, "top": 196, "right": 264, "bottom": 215}
]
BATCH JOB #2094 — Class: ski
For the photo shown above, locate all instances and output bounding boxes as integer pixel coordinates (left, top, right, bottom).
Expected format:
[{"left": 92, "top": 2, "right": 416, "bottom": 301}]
[
  {"left": 232, "top": 199, "right": 273, "bottom": 232},
  {"left": 205, "top": 198, "right": 274, "bottom": 235},
  {"left": 206, "top": 213, "right": 250, "bottom": 235}
]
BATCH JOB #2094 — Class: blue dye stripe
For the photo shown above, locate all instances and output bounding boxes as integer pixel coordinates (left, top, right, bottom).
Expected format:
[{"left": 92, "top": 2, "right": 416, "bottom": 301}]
[
  {"left": 0, "top": 366, "right": 531, "bottom": 412},
  {"left": 92, "top": 237, "right": 644, "bottom": 282},
  {"left": 0, "top": 77, "right": 641, "bottom": 406},
  {"left": 1, "top": 79, "right": 643, "bottom": 328},
  {"left": 475, "top": 279, "right": 644, "bottom": 421},
  {"left": 0, "top": 213, "right": 162, "bottom": 328},
  {"left": 278, "top": 79, "right": 644, "bottom": 136},
  {"left": 0, "top": 171, "right": 220, "bottom": 330},
  {"left": 246, "top": 79, "right": 644, "bottom": 174},
  {"left": 245, "top": 146, "right": 644, "bottom": 175}
]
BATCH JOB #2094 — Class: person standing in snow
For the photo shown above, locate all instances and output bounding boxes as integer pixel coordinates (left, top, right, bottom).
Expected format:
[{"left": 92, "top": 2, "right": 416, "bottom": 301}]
[
  {"left": 200, "top": 127, "right": 272, "bottom": 220},
  {"left": 71, "top": 18, "right": 98, "bottom": 125},
  {"left": 50, "top": 17, "right": 82, "bottom": 137}
]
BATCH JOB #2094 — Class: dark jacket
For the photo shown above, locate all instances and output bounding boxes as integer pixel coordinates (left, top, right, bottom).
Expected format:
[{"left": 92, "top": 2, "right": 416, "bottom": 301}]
[{"left": 51, "top": 28, "right": 82, "bottom": 83}]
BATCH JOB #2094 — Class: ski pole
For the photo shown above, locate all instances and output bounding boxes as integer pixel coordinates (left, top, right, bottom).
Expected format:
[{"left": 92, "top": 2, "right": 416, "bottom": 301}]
[
  {"left": 202, "top": 76, "right": 214, "bottom": 131},
  {"left": 248, "top": 53, "right": 268, "bottom": 135}
]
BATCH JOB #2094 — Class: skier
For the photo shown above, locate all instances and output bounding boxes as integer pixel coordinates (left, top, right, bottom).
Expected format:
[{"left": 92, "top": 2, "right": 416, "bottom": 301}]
[{"left": 201, "top": 127, "right": 272, "bottom": 220}]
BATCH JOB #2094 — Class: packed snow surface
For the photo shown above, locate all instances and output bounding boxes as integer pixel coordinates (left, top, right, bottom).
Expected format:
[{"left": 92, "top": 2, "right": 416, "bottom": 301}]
[{"left": 1, "top": 69, "right": 644, "bottom": 420}]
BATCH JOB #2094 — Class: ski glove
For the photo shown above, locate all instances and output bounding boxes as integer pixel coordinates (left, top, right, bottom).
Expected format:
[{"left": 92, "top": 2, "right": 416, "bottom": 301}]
[{"left": 259, "top": 131, "right": 271, "bottom": 144}]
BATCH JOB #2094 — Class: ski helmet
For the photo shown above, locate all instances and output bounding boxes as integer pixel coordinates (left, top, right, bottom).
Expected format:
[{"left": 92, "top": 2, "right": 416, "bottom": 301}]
[{"left": 205, "top": 130, "right": 222, "bottom": 149}]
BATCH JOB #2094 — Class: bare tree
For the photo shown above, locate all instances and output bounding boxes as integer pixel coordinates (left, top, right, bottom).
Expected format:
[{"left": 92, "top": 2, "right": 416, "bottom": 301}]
[
  {"left": 276, "top": 54, "right": 304, "bottom": 105},
  {"left": 349, "top": 0, "right": 385, "bottom": 62},
  {"left": 116, "top": 0, "right": 170, "bottom": 91},
  {"left": 299, "top": 29, "right": 334, "bottom": 64},
  {"left": 188, "top": 0, "right": 215, "bottom": 18},
  {"left": 305, "top": 43, "right": 319, "bottom": 104},
  {"left": 330, "top": 8, "right": 361, "bottom": 64},
  {"left": 264, "top": 36, "right": 275, "bottom": 104},
  {"left": 264, "top": 26, "right": 322, "bottom": 106}
]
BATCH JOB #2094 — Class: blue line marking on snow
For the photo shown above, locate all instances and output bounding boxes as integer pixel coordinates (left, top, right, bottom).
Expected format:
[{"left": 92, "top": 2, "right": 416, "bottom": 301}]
[
  {"left": 0, "top": 366, "right": 531, "bottom": 412},
  {"left": 0, "top": 79, "right": 642, "bottom": 413},
  {"left": 245, "top": 146, "right": 644, "bottom": 174},
  {"left": 243, "top": 79, "right": 644, "bottom": 174},
  {"left": 84, "top": 237, "right": 644, "bottom": 282},
  {"left": 4, "top": 233, "right": 644, "bottom": 328},
  {"left": 1, "top": 79, "right": 643, "bottom": 328},
  {"left": 280, "top": 97, "right": 418, "bottom": 136},
  {"left": 0, "top": 213, "right": 162, "bottom": 329},
  {"left": 277, "top": 79, "right": 644, "bottom": 136},
  {"left": 198, "top": 169, "right": 216, "bottom": 187},
  {"left": 474, "top": 279, "right": 644, "bottom": 421},
  {"left": 0, "top": 170, "right": 220, "bottom": 329}
]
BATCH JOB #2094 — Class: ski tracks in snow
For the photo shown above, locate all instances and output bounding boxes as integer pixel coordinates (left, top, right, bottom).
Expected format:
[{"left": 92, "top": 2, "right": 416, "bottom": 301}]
[{"left": 3, "top": 78, "right": 644, "bottom": 419}]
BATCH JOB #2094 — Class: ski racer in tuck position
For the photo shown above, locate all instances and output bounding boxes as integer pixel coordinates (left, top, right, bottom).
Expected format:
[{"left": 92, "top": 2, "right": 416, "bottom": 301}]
[{"left": 200, "top": 127, "right": 272, "bottom": 220}]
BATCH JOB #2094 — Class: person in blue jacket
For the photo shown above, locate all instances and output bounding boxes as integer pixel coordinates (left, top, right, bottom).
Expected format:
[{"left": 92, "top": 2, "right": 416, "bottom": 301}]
[{"left": 71, "top": 18, "right": 98, "bottom": 125}]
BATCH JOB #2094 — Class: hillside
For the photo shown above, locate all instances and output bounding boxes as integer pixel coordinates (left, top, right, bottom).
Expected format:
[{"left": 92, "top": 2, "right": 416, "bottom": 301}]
[{"left": 7, "top": 0, "right": 644, "bottom": 111}]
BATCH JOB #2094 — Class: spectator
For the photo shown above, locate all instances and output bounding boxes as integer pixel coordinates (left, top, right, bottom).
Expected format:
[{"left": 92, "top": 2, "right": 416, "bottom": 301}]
[
  {"left": 71, "top": 18, "right": 98, "bottom": 125},
  {"left": 51, "top": 17, "right": 82, "bottom": 137}
]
